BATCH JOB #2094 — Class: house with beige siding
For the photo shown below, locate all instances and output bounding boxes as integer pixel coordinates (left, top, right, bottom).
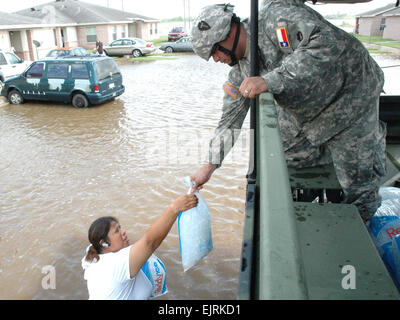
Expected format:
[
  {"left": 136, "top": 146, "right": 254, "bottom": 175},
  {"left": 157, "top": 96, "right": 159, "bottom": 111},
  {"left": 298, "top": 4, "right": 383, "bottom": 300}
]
[
  {"left": 355, "top": 3, "right": 400, "bottom": 40},
  {"left": 0, "top": 0, "right": 160, "bottom": 60}
]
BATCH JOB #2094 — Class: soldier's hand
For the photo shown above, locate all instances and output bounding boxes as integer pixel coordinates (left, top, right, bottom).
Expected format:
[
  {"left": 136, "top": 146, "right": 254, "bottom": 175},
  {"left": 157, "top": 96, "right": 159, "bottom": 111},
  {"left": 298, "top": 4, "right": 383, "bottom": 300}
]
[
  {"left": 190, "top": 163, "right": 217, "bottom": 192},
  {"left": 239, "top": 76, "right": 269, "bottom": 99}
]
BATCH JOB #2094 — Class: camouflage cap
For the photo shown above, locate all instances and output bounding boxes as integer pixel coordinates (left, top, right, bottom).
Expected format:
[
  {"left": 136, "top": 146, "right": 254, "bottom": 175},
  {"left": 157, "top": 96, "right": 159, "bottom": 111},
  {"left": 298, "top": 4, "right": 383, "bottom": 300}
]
[{"left": 191, "top": 4, "right": 235, "bottom": 61}]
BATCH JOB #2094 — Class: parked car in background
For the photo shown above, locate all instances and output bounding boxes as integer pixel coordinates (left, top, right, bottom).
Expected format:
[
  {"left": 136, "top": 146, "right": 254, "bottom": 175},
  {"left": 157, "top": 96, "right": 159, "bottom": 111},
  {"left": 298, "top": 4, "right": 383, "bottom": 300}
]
[
  {"left": 159, "top": 37, "right": 193, "bottom": 53},
  {"left": 46, "top": 47, "right": 91, "bottom": 57},
  {"left": 168, "top": 27, "right": 187, "bottom": 41},
  {"left": 0, "top": 49, "right": 32, "bottom": 85},
  {"left": 0, "top": 56, "right": 124, "bottom": 108},
  {"left": 103, "top": 38, "right": 156, "bottom": 58}
]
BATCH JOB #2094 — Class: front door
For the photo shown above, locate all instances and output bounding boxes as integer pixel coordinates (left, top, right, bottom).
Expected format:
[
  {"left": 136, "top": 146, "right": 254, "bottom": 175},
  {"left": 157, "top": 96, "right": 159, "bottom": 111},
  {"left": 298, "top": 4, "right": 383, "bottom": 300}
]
[
  {"left": 128, "top": 23, "right": 137, "bottom": 37},
  {"left": 22, "top": 62, "right": 47, "bottom": 100}
]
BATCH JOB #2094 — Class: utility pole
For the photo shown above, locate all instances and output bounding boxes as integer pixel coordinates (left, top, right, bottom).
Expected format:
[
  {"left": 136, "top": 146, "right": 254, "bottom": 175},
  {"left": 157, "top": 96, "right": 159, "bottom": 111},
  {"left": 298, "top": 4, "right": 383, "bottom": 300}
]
[
  {"left": 187, "top": 0, "right": 191, "bottom": 31},
  {"left": 183, "top": 0, "right": 187, "bottom": 32}
]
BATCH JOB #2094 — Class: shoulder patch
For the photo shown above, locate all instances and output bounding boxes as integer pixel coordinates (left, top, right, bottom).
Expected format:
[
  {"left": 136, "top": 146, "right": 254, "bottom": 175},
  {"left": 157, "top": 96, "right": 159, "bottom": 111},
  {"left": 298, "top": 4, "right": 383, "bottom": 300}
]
[
  {"left": 275, "top": 27, "right": 291, "bottom": 49},
  {"left": 224, "top": 82, "right": 239, "bottom": 99}
]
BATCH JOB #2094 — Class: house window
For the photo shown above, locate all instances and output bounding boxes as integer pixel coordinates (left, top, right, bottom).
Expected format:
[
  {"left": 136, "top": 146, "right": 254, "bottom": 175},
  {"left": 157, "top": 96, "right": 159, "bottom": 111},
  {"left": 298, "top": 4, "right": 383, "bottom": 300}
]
[
  {"left": 121, "top": 25, "right": 126, "bottom": 38},
  {"left": 155, "top": 23, "right": 158, "bottom": 35},
  {"left": 150, "top": 24, "right": 153, "bottom": 35},
  {"left": 112, "top": 26, "right": 117, "bottom": 41},
  {"left": 380, "top": 18, "right": 386, "bottom": 31},
  {"left": 86, "top": 27, "right": 97, "bottom": 43}
]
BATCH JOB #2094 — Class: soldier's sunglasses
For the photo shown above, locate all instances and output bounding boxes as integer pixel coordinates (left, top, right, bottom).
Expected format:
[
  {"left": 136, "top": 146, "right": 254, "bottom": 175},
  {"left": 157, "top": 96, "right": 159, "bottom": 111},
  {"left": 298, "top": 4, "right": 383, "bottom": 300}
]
[
  {"left": 210, "top": 43, "right": 231, "bottom": 57},
  {"left": 211, "top": 43, "right": 222, "bottom": 56}
]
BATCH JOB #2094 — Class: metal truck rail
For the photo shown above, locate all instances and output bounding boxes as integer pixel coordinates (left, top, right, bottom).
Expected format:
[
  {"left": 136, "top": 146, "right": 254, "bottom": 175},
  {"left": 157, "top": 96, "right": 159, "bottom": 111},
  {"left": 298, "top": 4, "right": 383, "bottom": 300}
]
[{"left": 237, "top": 93, "right": 400, "bottom": 299}]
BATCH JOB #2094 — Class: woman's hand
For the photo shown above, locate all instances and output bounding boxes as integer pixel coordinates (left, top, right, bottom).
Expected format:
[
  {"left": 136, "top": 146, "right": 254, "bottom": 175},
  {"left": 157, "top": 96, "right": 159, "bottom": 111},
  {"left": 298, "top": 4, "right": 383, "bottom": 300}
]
[
  {"left": 130, "top": 193, "right": 198, "bottom": 278},
  {"left": 169, "top": 194, "right": 198, "bottom": 214}
]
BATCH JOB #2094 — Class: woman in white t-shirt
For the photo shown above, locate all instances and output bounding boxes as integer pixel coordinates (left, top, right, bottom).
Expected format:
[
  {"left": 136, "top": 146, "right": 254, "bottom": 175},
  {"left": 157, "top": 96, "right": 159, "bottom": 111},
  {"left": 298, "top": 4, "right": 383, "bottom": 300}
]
[{"left": 81, "top": 194, "right": 198, "bottom": 300}]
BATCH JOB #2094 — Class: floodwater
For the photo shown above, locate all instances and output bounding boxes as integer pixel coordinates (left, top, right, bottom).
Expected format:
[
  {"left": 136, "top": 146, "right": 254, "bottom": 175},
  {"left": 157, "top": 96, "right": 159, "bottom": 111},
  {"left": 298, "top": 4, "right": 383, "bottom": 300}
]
[
  {"left": 0, "top": 52, "right": 399, "bottom": 300},
  {"left": 0, "top": 54, "right": 248, "bottom": 300}
]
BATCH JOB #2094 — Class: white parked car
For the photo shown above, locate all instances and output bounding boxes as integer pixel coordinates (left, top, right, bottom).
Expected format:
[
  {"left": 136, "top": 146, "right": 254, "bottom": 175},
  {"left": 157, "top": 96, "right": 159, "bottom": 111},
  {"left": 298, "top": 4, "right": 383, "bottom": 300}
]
[{"left": 0, "top": 49, "right": 31, "bottom": 84}]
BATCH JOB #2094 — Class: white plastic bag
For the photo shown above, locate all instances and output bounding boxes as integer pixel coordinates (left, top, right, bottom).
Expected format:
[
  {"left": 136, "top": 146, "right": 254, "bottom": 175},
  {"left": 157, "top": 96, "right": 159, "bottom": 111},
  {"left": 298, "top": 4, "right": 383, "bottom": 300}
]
[
  {"left": 141, "top": 253, "right": 168, "bottom": 298},
  {"left": 178, "top": 176, "right": 213, "bottom": 272}
]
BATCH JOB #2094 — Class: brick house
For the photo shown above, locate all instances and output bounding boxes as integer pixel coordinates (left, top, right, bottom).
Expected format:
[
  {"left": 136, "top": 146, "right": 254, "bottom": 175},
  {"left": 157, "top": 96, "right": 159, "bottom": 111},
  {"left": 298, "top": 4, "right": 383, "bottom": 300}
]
[
  {"left": 355, "top": 3, "right": 400, "bottom": 40},
  {"left": 382, "top": 6, "right": 400, "bottom": 40},
  {"left": 0, "top": 0, "right": 160, "bottom": 60}
]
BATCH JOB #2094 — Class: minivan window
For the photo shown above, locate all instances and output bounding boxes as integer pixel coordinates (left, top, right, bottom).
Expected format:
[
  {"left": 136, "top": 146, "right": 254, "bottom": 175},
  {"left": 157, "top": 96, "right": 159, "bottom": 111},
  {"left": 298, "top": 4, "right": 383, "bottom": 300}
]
[
  {"left": 5, "top": 52, "right": 21, "bottom": 64},
  {"left": 93, "top": 59, "right": 120, "bottom": 81},
  {"left": 0, "top": 53, "right": 6, "bottom": 65},
  {"left": 47, "top": 63, "right": 69, "bottom": 79},
  {"left": 26, "top": 63, "right": 44, "bottom": 78},
  {"left": 71, "top": 64, "right": 89, "bottom": 79}
]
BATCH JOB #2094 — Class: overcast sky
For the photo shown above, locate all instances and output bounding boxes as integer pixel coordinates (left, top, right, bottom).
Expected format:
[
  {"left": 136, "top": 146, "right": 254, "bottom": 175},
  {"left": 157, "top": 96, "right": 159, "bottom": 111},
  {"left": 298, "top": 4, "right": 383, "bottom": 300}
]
[{"left": 1, "top": 0, "right": 396, "bottom": 19}]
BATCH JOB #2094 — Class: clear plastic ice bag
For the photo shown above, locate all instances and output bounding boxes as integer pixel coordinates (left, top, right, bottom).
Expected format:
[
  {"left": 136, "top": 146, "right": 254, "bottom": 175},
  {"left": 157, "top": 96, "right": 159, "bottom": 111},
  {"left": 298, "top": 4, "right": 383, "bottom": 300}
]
[{"left": 178, "top": 176, "right": 213, "bottom": 272}]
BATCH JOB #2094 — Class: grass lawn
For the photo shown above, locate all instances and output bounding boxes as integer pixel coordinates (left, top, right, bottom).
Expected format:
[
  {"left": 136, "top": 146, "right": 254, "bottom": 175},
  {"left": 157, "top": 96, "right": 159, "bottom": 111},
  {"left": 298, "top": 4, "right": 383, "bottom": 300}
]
[
  {"left": 366, "top": 48, "right": 394, "bottom": 55},
  {"left": 352, "top": 34, "right": 400, "bottom": 50},
  {"left": 151, "top": 36, "right": 169, "bottom": 47},
  {"left": 130, "top": 55, "right": 176, "bottom": 62}
]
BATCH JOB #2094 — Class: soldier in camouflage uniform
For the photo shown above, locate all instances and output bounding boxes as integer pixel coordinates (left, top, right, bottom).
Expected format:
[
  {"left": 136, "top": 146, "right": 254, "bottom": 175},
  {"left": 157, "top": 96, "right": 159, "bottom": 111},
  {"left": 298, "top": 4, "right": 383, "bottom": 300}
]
[{"left": 190, "top": 0, "right": 386, "bottom": 222}]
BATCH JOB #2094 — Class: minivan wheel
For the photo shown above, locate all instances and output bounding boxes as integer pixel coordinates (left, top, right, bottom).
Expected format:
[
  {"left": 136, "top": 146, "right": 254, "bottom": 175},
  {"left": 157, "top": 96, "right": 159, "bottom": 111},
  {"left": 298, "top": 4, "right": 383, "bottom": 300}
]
[
  {"left": 165, "top": 47, "right": 174, "bottom": 53},
  {"left": 132, "top": 49, "right": 142, "bottom": 58},
  {"left": 8, "top": 90, "right": 24, "bottom": 105},
  {"left": 72, "top": 93, "right": 89, "bottom": 108}
]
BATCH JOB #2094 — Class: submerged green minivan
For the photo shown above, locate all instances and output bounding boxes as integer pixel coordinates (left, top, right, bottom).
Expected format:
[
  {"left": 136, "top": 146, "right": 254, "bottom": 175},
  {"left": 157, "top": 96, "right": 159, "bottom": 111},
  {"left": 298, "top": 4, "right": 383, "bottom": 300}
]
[{"left": 0, "top": 56, "right": 125, "bottom": 108}]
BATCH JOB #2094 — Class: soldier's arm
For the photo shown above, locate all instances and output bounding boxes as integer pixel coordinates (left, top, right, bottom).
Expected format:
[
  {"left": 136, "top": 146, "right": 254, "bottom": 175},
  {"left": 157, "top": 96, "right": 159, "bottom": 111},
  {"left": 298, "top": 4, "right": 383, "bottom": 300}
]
[{"left": 208, "top": 67, "right": 251, "bottom": 168}]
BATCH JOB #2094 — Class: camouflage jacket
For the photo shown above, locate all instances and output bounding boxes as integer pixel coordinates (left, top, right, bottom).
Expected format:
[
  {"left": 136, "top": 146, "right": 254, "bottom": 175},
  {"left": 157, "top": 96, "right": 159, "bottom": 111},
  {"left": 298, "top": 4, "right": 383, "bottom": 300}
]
[{"left": 209, "top": 0, "right": 384, "bottom": 167}]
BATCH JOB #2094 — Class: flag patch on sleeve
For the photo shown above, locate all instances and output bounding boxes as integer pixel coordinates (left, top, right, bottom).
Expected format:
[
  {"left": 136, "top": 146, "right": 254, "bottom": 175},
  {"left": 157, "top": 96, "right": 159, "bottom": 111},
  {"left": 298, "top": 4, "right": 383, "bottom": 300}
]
[
  {"left": 224, "top": 82, "right": 238, "bottom": 99},
  {"left": 276, "top": 27, "right": 291, "bottom": 49}
]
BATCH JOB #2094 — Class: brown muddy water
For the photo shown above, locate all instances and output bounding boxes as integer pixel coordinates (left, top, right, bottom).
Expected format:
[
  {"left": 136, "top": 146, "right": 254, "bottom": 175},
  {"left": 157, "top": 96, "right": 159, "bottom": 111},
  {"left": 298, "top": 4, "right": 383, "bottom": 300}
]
[
  {"left": 0, "top": 53, "right": 399, "bottom": 300},
  {"left": 0, "top": 54, "right": 249, "bottom": 300}
]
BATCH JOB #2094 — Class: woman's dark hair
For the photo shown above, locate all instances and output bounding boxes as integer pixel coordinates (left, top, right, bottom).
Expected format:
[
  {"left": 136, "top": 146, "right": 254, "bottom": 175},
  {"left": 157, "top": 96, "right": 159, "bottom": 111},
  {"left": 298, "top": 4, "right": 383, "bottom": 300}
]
[{"left": 85, "top": 216, "right": 118, "bottom": 262}]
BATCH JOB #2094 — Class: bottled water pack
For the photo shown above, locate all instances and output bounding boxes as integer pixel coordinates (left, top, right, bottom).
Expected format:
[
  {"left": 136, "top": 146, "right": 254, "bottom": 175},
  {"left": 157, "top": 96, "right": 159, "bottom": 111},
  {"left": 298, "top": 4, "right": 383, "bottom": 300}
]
[
  {"left": 368, "top": 187, "right": 400, "bottom": 286},
  {"left": 141, "top": 254, "right": 168, "bottom": 298}
]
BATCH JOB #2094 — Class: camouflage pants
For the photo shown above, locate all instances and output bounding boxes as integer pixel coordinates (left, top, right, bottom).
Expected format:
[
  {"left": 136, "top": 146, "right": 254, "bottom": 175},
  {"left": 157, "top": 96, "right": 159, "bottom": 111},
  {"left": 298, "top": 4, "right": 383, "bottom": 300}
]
[{"left": 284, "top": 104, "right": 387, "bottom": 222}]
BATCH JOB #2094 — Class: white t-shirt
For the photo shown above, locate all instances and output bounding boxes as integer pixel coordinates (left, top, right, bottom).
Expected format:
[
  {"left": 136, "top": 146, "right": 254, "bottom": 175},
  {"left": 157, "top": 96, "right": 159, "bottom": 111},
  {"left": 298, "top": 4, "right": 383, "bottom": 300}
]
[{"left": 82, "top": 245, "right": 153, "bottom": 300}]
